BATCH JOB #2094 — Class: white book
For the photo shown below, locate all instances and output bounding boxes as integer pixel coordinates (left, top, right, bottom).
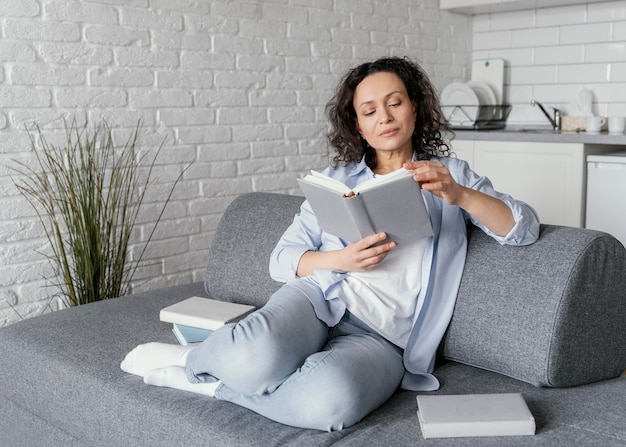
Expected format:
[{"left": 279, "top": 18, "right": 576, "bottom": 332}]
[
  {"left": 297, "top": 168, "right": 433, "bottom": 245},
  {"left": 160, "top": 296, "right": 255, "bottom": 331},
  {"left": 416, "top": 393, "right": 536, "bottom": 439}
]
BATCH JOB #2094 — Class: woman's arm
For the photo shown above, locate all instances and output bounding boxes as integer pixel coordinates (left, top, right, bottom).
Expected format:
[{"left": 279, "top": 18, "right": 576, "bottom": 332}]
[
  {"left": 296, "top": 232, "right": 396, "bottom": 277},
  {"left": 405, "top": 160, "right": 515, "bottom": 237},
  {"left": 270, "top": 199, "right": 396, "bottom": 280}
]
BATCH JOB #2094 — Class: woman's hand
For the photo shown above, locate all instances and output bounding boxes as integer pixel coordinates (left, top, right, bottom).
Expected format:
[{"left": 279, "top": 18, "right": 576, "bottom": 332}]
[
  {"left": 404, "top": 160, "right": 464, "bottom": 205},
  {"left": 336, "top": 232, "right": 396, "bottom": 272},
  {"left": 404, "top": 161, "right": 515, "bottom": 237},
  {"left": 297, "top": 232, "right": 395, "bottom": 277}
]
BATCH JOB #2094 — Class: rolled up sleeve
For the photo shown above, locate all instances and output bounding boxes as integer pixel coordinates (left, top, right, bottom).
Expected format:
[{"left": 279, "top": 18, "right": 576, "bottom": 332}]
[{"left": 447, "top": 157, "right": 540, "bottom": 247}]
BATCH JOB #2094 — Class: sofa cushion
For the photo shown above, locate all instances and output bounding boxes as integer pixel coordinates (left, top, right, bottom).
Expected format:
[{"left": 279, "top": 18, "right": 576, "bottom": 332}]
[
  {"left": 204, "top": 192, "right": 304, "bottom": 307},
  {"left": 442, "top": 225, "right": 626, "bottom": 388}
]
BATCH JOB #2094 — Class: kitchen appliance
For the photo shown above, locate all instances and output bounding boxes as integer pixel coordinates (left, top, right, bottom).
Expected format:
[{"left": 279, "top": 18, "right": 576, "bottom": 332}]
[{"left": 586, "top": 151, "right": 626, "bottom": 247}]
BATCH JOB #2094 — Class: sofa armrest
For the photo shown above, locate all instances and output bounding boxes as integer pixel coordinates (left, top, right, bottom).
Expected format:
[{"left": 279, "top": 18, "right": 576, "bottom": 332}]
[{"left": 442, "top": 224, "right": 626, "bottom": 387}]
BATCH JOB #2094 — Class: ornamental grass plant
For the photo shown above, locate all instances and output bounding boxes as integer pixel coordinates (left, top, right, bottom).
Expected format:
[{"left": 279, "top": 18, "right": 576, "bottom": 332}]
[{"left": 11, "top": 120, "right": 181, "bottom": 308}]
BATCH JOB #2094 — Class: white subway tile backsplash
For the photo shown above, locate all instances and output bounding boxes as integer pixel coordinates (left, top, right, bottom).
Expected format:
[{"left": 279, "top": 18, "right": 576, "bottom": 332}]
[
  {"left": 614, "top": 21, "right": 626, "bottom": 40},
  {"left": 585, "top": 42, "right": 626, "bottom": 62},
  {"left": 487, "top": 47, "right": 534, "bottom": 66},
  {"left": 509, "top": 65, "right": 558, "bottom": 85},
  {"left": 472, "top": 14, "right": 490, "bottom": 32},
  {"left": 531, "top": 83, "right": 576, "bottom": 104},
  {"left": 591, "top": 82, "right": 626, "bottom": 103},
  {"left": 560, "top": 23, "right": 612, "bottom": 45},
  {"left": 472, "top": 2, "right": 626, "bottom": 125},
  {"left": 587, "top": 1, "right": 626, "bottom": 23},
  {"left": 535, "top": 44, "right": 584, "bottom": 65},
  {"left": 473, "top": 30, "right": 511, "bottom": 50},
  {"left": 537, "top": 5, "right": 586, "bottom": 27},
  {"left": 489, "top": 9, "right": 535, "bottom": 31},
  {"left": 558, "top": 63, "right": 610, "bottom": 83},
  {"left": 505, "top": 84, "right": 534, "bottom": 104},
  {"left": 611, "top": 61, "right": 626, "bottom": 82},
  {"left": 511, "top": 27, "right": 559, "bottom": 48}
]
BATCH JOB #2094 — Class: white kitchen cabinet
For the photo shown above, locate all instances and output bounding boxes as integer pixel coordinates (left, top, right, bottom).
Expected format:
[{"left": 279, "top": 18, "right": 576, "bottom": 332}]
[
  {"left": 449, "top": 139, "right": 619, "bottom": 227},
  {"left": 440, "top": 0, "right": 608, "bottom": 15},
  {"left": 450, "top": 139, "right": 475, "bottom": 166}
]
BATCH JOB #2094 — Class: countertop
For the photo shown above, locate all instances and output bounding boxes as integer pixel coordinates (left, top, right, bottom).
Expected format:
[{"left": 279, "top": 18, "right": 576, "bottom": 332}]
[{"left": 450, "top": 127, "right": 626, "bottom": 146}]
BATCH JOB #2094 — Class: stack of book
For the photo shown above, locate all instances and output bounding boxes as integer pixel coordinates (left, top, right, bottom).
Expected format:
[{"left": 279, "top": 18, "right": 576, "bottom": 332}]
[{"left": 159, "top": 296, "right": 255, "bottom": 345}]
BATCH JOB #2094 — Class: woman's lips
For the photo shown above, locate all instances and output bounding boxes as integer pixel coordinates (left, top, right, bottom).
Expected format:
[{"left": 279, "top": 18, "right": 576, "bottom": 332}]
[{"left": 379, "top": 128, "right": 399, "bottom": 137}]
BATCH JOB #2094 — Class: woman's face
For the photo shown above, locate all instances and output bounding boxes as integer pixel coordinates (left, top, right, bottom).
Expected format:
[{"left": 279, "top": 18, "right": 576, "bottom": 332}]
[{"left": 353, "top": 71, "right": 417, "bottom": 157}]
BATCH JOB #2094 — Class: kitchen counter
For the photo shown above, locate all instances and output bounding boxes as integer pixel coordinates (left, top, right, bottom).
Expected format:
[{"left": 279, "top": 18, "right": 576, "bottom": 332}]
[{"left": 450, "top": 127, "right": 626, "bottom": 146}]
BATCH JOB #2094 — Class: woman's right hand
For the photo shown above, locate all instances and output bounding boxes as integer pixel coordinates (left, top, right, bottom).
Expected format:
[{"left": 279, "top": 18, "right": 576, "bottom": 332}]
[{"left": 297, "top": 232, "right": 396, "bottom": 277}]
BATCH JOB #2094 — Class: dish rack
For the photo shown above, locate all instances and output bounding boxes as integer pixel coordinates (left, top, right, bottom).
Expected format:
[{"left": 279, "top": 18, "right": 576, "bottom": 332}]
[{"left": 443, "top": 104, "right": 512, "bottom": 130}]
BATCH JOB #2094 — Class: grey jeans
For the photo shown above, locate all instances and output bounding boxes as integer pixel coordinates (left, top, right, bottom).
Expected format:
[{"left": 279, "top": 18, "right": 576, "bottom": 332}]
[{"left": 185, "top": 283, "right": 405, "bottom": 431}]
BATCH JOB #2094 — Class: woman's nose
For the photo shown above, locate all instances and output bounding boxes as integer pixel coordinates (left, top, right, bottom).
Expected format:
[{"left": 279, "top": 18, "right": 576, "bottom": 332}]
[{"left": 379, "top": 109, "right": 392, "bottom": 123}]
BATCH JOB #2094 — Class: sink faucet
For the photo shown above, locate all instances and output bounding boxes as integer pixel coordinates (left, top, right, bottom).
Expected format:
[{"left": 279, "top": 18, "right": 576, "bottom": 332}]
[{"left": 531, "top": 100, "right": 561, "bottom": 130}]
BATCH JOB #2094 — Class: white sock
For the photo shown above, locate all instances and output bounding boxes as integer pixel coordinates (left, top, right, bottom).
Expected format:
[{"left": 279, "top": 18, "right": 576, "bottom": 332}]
[
  {"left": 120, "top": 342, "right": 195, "bottom": 377},
  {"left": 144, "top": 366, "right": 221, "bottom": 397}
]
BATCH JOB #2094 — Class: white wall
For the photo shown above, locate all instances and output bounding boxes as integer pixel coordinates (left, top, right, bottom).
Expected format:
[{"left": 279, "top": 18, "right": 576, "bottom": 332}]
[
  {"left": 0, "top": 0, "right": 471, "bottom": 326},
  {"left": 471, "top": 1, "right": 626, "bottom": 126}
]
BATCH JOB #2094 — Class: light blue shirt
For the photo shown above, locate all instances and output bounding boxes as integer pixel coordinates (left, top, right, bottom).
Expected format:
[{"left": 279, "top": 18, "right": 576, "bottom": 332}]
[{"left": 269, "top": 156, "right": 540, "bottom": 391}]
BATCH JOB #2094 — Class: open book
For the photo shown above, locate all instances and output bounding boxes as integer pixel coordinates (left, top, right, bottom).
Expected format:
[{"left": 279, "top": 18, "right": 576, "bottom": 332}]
[{"left": 297, "top": 168, "right": 433, "bottom": 244}]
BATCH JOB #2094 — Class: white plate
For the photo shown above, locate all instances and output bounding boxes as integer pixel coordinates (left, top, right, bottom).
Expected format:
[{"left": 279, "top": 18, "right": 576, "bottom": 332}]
[
  {"left": 441, "top": 82, "right": 479, "bottom": 126},
  {"left": 467, "top": 80, "right": 496, "bottom": 105},
  {"left": 467, "top": 80, "right": 497, "bottom": 121}
]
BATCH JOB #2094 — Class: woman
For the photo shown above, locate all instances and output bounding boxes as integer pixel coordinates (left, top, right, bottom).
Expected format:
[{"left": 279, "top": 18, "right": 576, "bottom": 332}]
[{"left": 121, "top": 57, "right": 540, "bottom": 432}]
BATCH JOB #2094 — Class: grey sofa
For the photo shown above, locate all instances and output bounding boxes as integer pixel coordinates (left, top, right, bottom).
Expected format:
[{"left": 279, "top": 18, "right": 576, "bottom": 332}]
[{"left": 1, "top": 192, "right": 625, "bottom": 447}]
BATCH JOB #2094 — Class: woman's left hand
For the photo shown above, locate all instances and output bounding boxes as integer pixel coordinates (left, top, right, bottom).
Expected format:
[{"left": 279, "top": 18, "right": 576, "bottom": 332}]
[{"left": 404, "top": 161, "right": 464, "bottom": 205}]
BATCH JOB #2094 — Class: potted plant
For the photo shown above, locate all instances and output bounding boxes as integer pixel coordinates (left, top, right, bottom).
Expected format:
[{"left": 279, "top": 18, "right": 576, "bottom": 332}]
[{"left": 10, "top": 119, "right": 184, "bottom": 308}]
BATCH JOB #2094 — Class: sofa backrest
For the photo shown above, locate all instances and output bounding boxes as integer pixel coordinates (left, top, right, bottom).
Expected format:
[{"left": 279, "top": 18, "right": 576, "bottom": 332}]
[
  {"left": 204, "top": 192, "right": 304, "bottom": 308},
  {"left": 205, "top": 192, "right": 626, "bottom": 388}
]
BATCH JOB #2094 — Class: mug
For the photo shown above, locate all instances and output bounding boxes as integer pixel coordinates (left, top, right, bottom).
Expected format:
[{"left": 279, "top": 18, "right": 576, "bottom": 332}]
[
  {"left": 586, "top": 115, "right": 606, "bottom": 133},
  {"left": 608, "top": 116, "right": 626, "bottom": 135}
]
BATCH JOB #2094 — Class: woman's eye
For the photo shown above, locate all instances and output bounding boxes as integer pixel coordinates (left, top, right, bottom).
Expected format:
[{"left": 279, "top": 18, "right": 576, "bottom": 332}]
[
  {"left": 389, "top": 102, "right": 401, "bottom": 108},
  {"left": 364, "top": 110, "right": 375, "bottom": 116}
]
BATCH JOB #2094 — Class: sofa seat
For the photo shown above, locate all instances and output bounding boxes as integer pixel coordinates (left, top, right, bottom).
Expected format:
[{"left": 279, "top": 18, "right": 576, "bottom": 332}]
[{"left": 1, "top": 284, "right": 624, "bottom": 447}]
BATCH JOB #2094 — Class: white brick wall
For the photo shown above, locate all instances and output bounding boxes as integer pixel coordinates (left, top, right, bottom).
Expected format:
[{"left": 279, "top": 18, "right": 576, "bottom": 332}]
[
  {"left": 0, "top": 0, "right": 471, "bottom": 326},
  {"left": 472, "top": 1, "right": 626, "bottom": 125}
]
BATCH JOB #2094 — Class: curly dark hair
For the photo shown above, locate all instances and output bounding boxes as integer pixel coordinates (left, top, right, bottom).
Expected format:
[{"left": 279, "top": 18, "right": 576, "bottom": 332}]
[{"left": 325, "top": 56, "right": 451, "bottom": 169}]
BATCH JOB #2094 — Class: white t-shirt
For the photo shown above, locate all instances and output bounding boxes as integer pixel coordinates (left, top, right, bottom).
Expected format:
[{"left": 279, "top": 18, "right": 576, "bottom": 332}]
[{"left": 338, "top": 238, "right": 428, "bottom": 348}]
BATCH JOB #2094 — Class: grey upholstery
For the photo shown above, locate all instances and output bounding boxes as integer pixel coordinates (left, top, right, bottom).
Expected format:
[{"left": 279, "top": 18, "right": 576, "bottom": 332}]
[
  {"left": 1, "top": 192, "right": 625, "bottom": 447},
  {"left": 204, "top": 192, "right": 304, "bottom": 307},
  {"left": 443, "top": 225, "right": 626, "bottom": 387}
]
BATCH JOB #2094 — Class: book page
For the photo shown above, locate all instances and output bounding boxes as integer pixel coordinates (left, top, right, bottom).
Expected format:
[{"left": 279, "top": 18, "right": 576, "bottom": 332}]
[
  {"left": 353, "top": 167, "right": 413, "bottom": 194},
  {"left": 304, "top": 167, "right": 413, "bottom": 196},
  {"left": 302, "top": 171, "right": 351, "bottom": 195}
]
